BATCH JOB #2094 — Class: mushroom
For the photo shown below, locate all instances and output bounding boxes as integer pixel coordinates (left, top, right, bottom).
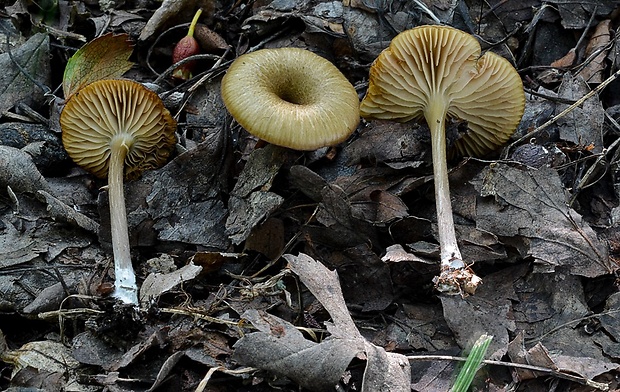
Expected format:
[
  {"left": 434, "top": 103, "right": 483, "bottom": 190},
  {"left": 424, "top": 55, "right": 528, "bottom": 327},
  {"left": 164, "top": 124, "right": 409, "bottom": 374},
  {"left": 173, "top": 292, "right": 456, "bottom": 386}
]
[
  {"left": 360, "top": 25, "right": 525, "bottom": 295},
  {"left": 220, "top": 47, "right": 360, "bottom": 150},
  {"left": 60, "top": 79, "right": 177, "bottom": 304}
]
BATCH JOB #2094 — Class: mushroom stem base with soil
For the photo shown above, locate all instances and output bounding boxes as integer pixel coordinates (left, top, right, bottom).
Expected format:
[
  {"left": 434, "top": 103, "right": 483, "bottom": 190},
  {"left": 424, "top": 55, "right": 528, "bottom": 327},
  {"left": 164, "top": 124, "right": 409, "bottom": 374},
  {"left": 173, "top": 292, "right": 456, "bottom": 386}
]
[
  {"left": 426, "top": 98, "right": 481, "bottom": 296},
  {"left": 108, "top": 134, "right": 138, "bottom": 304}
]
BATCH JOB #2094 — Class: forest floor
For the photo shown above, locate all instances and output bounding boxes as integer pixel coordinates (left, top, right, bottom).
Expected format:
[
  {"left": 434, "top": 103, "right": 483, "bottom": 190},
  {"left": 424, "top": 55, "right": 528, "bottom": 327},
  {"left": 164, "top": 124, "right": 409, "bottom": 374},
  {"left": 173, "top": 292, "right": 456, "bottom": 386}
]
[{"left": 2, "top": 0, "right": 620, "bottom": 391}]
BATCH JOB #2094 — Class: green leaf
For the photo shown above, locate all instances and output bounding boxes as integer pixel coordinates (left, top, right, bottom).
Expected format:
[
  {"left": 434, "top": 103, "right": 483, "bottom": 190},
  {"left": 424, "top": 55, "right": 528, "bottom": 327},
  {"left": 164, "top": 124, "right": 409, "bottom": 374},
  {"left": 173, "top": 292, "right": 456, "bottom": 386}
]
[{"left": 62, "top": 33, "right": 134, "bottom": 99}]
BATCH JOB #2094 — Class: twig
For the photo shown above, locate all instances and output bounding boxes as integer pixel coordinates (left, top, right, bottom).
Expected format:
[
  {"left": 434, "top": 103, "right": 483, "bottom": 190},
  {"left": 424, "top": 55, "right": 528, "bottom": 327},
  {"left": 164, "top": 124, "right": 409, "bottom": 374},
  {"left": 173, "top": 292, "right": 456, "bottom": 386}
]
[
  {"left": 158, "top": 306, "right": 240, "bottom": 326},
  {"left": 568, "top": 137, "right": 620, "bottom": 206},
  {"left": 407, "top": 355, "right": 609, "bottom": 390},
  {"left": 146, "top": 22, "right": 191, "bottom": 77},
  {"left": 195, "top": 367, "right": 256, "bottom": 392},
  {"left": 153, "top": 53, "right": 223, "bottom": 86},
  {"left": 503, "top": 66, "right": 620, "bottom": 158},
  {"left": 411, "top": 0, "right": 441, "bottom": 24}
]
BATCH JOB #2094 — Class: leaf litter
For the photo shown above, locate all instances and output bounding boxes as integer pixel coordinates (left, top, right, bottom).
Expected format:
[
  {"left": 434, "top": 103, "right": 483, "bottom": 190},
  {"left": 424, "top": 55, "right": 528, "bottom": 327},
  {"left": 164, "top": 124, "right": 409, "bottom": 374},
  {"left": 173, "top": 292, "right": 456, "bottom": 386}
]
[{"left": 2, "top": 1, "right": 620, "bottom": 391}]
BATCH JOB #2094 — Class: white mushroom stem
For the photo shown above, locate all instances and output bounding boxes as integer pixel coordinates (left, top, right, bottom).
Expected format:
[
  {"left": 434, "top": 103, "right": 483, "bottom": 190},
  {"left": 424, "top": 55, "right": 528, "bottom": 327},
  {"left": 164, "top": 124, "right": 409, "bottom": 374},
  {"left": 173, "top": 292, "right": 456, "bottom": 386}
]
[
  {"left": 425, "top": 98, "right": 482, "bottom": 295},
  {"left": 108, "top": 134, "right": 138, "bottom": 305},
  {"left": 425, "top": 99, "right": 464, "bottom": 270}
]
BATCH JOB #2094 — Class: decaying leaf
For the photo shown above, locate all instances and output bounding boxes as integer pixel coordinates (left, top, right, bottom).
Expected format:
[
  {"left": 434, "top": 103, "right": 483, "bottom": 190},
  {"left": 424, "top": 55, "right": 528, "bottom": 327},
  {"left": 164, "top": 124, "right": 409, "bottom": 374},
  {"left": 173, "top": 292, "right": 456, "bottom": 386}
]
[
  {"left": 0, "top": 219, "right": 48, "bottom": 269},
  {"left": 233, "top": 253, "right": 410, "bottom": 391},
  {"left": 322, "top": 245, "right": 394, "bottom": 312},
  {"left": 507, "top": 332, "right": 619, "bottom": 384},
  {"left": 1, "top": 340, "right": 80, "bottom": 377},
  {"left": 597, "top": 292, "right": 620, "bottom": 347},
  {"left": 0, "top": 33, "right": 50, "bottom": 115},
  {"left": 233, "top": 308, "right": 362, "bottom": 392},
  {"left": 507, "top": 333, "right": 557, "bottom": 381},
  {"left": 344, "top": 120, "right": 427, "bottom": 168},
  {"left": 37, "top": 190, "right": 100, "bottom": 234},
  {"left": 0, "top": 146, "right": 52, "bottom": 195},
  {"left": 139, "top": 262, "right": 203, "bottom": 305},
  {"left": 126, "top": 139, "right": 229, "bottom": 249},
  {"left": 226, "top": 191, "right": 284, "bottom": 245},
  {"left": 577, "top": 19, "right": 611, "bottom": 83},
  {"left": 555, "top": 72, "right": 604, "bottom": 152},
  {"left": 475, "top": 163, "right": 613, "bottom": 277},
  {"left": 440, "top": 264, "right": 524, "bottom": 361},
  {"left": 71, "top": 331, "right": 125, "bottom": 367},
  {"left": 62, "top": 33, "right": 134, "bottom": 99},
  {"left": 548, "top": 0, "right": 616, "bottom": 29},
  {"left": 225, "top": 145, "right": 294, "bottom": 244},
  {"left": 138, "top": 0, "right": 212, "bottom": 41}
]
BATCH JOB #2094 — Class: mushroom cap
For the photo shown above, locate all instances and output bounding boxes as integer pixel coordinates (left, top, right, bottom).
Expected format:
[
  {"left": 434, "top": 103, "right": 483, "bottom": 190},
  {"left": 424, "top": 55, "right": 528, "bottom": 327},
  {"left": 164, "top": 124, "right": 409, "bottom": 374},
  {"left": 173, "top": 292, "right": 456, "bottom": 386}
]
[
  {"left": 60, "top": 79, "right": 177, "bottom": 179},
  {"left": 360, "top": 25, "right": 525, "bottom": 157},
  {"left": 221, "top": 47, "right": 360, "bottom": 150}
]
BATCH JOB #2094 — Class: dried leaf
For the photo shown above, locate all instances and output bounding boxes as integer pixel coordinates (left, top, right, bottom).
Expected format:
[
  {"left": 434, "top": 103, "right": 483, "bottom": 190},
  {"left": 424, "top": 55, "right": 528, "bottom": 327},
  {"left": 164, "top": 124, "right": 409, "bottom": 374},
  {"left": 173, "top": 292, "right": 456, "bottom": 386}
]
[
  {"left": 0, "top": 33, "right": 50, "bottom": 115},
  {"left": 37, "top": 190, "right": 100, "bottom": 234},
  {"left": 194, "top": 24, "right": 229, "bottom": 51},
  {"left": 233, "top": 308, "right": 362, "bottom": 392},
  {"left": 550, "top": 48, "right": 576, "bottom": 68},
  {"left": 1, "top": 340, "right": 80, "bottom": 377},
  {"left": 62, "top": 33, "right": 134, "bottom": 99},
  {"left": 139, "top": 0, "right": 206, "bottom": 41},
  {"left": 233, "top": 253, "right": 410, "bottom": 391},
  {"left": 140, "top": 262, "right": 203, "bottom": 304},
  {"left": 0, "top": 146, "right": 52, "bottom": 195},
  {"left": 578, "top": 19, "right": 611, "bottom": 83},
  {"left": 476, "top": 163, "right": 613, "bottom": 277},
  {"left": 555, "top": 73, "right": 605, "bottom": 152}
]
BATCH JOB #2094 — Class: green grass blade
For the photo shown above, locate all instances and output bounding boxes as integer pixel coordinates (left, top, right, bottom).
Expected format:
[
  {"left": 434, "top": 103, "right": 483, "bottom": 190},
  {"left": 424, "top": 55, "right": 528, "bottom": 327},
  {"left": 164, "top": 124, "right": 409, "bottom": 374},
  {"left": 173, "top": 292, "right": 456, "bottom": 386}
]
[{"left": 451, "top": 334, "right": 493, "bottom": 392}]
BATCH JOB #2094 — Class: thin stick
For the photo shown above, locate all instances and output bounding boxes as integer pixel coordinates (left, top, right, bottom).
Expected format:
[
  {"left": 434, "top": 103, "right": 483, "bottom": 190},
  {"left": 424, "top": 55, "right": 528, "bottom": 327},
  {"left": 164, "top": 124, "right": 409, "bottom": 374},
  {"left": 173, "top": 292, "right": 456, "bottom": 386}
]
[
  {"left": 407, "top": 355, "right": 609, "bottom": 390},
  {"left": 504, "top": 66, "right": 620, "bottom": 158}
]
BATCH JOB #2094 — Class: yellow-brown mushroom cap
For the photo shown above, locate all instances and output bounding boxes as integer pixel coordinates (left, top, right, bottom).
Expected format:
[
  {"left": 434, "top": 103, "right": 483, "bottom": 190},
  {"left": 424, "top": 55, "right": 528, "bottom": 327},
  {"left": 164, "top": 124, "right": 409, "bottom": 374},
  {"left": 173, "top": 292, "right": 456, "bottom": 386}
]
[
  {"left": 60, "top": 79, "right": 177, "bottom": 179},
  {"left": 221, "top": 47, "right": 360, "bottom": 151},
  {"left": 360, "top": 25, "right": 525, "bottom": 157}
]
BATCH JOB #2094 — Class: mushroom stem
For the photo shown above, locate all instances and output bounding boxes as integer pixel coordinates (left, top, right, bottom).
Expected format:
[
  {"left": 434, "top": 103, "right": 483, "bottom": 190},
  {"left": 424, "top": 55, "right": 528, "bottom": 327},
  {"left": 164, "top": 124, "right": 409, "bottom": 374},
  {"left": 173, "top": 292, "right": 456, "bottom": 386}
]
[
  {"left": 108, "top": 134, "right": 138, "bottom": 305},
  {"left": 425, "top": 99, "right": 481, "bottom": 295},
  {"left": 425, "top": 100, "right": 464, "bottom": 269}
]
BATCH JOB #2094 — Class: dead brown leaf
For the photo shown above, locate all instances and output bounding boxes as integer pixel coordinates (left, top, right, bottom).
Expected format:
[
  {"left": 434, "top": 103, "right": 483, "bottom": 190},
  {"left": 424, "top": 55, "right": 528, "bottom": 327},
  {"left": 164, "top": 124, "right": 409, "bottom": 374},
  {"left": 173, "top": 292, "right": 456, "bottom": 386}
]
[
  {"left": 475, "top": 163, "right": 613, "bottom": 277},
  {"left": 233, "top": 253, "right": 410, "bottom": 391},
  {"left": 578, "top": 20, "right": 611, "bottom": 83}
]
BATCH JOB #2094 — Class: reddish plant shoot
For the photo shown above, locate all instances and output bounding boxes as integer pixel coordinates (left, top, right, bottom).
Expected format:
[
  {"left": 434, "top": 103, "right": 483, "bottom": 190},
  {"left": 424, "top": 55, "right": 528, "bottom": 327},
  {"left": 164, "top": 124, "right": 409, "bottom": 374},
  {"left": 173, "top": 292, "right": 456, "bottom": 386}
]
[{"left": 172, "top": 9, "right": 202, "bottom": 80}]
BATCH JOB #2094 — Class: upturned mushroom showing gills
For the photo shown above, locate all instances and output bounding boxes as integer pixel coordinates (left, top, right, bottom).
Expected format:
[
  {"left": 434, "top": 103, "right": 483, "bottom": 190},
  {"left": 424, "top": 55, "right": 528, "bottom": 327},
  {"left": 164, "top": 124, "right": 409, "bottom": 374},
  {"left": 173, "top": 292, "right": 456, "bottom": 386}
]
[
  {"left": 360, "top": 25, "right": 525, "bottom": 295},
  {"left": 60, "top": 79, "right": 177, "bottom": 304},
  {"left": 220, "top": 47, "right": 360, "bottom": 150}
]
